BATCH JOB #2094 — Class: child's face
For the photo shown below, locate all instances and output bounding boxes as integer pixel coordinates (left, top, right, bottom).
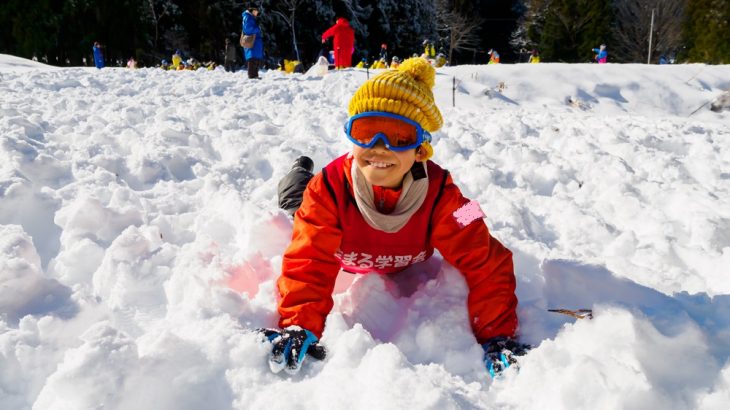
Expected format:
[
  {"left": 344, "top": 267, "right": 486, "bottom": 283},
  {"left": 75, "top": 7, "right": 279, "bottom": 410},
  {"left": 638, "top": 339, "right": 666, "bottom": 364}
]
[{"left": 352, "top": 142, "right": 426, "bottom": 188}]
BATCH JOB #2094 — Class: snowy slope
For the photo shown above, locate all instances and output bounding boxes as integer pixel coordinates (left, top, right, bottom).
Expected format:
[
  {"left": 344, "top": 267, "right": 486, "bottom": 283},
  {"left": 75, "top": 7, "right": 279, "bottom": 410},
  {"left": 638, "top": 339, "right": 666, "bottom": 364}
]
[{"left": 1, "top": 53, "right": 729, "bottom": 409}]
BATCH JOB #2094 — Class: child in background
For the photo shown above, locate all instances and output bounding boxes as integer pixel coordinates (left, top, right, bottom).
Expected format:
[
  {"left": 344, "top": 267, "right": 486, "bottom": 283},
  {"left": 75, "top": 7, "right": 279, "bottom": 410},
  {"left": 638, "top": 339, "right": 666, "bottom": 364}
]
[
  {"left": 423, "top": 39, "right": 436, "bottom": 59},
  {"left": 92, "top": 42, "right": 105, "bottom": 69},
  {"left": 488, "top": 49, "right": 500, "bottom": 64},
  {"left": 172, "top": 50, "right": 182, "bottom": 68},
  {"left": 370, "top": 57, "right": 387, "bottom": 69},
  {"left": 592, "top": 44, "right": 608, "bottom": 64},
  {"left": 263, "top": 57, "right": 527, "bottom": 377},
  {"left": 379, "top": 43, "right": 388, "bottom": 62}
]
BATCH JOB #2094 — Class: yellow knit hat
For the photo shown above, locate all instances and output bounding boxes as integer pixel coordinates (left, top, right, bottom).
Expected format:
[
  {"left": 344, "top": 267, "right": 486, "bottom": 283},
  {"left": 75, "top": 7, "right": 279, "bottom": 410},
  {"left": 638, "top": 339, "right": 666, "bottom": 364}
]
[{"left": 348, "top": 57, "right": 442, "bottom": 160}]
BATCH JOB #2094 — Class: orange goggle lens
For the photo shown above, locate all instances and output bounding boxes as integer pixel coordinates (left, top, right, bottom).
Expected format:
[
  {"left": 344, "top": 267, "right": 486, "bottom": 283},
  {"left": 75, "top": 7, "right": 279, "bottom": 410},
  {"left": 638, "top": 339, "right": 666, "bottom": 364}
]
[{"left": 349, "top": 115, "right": 420, "bottom": 148}]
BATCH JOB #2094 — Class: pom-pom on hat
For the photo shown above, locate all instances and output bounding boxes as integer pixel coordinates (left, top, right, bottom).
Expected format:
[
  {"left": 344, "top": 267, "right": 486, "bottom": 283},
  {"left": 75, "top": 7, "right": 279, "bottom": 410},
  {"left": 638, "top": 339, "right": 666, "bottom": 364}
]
[{"left": 348, "top": 57, "right": 443, "bottom": 133}]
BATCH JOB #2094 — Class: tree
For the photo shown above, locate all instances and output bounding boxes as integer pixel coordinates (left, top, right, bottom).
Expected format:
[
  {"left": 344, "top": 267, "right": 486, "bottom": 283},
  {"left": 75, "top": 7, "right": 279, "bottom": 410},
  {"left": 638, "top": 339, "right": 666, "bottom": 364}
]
[
  {"left": 538, "top": 0, "right": 613, "bottom": 62},
  {"left": 684, "top": 0, "right": 730, "bottom": 63},
  {"left": 611, "top": 0, "right": 684, "bottom": 63},
  {"left": 271, "top": 0, "right": 306, "bottom": 61},
  {"left": 145, "top": 0, "right": 181, "bottom": 50},
  {"left": 510, "top": 0, "right": 550, "bottom": 55},
  {"left": 365, "top": 0, "right": 437, "bottom": 61},
  {"left": 435, "top": 0, "right": 484, "bottom": 64}
]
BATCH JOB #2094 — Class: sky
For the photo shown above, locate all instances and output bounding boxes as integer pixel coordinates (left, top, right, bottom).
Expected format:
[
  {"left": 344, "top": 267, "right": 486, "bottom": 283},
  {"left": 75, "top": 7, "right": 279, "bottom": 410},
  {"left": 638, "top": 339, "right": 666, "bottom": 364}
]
[{"left": 1, "top": 53, "right": 729, "bottom": 409}]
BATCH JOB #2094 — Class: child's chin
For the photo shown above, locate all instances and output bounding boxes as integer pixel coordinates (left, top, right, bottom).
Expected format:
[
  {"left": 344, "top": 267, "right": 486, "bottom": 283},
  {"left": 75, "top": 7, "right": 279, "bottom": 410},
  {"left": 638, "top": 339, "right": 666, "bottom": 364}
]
[{"left": 363, "top": 170, "right": 399, "bottom": 186}]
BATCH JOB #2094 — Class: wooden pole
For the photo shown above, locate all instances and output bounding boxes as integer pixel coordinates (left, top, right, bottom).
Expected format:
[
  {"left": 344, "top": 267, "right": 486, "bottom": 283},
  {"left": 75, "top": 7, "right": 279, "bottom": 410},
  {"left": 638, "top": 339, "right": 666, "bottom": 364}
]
[{"left": 452, "top": 76, "right": 456, "bottom": 107}]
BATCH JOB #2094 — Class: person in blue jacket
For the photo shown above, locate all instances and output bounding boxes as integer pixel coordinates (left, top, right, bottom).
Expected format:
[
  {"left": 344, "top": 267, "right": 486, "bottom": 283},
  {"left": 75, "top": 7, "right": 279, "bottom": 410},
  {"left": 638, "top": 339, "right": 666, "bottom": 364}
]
[
  {"left": 92, "top": 42, "right": 105, "bottom": 69},
  {"left": 242, "top": 5, "right": 264, "bottom": 79},
  {"left": 592, "top": 44, "right": 607, "bottom": 64}
]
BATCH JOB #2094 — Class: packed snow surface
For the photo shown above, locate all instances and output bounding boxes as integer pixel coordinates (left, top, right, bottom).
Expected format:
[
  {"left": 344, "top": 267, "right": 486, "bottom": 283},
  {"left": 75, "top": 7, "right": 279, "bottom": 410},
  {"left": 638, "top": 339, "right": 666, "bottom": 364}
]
[{"left": 1, "top": 54, "right": 729, "bottom": 409}]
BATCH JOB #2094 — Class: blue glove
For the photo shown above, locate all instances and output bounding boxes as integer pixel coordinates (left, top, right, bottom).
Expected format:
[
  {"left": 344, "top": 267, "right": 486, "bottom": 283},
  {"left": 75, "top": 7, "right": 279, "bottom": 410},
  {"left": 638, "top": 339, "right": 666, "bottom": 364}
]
[
  {"left": 258, "top": 326, "right": 326, "bottom": 374},
  {"left": 482, "top": 337, "right": 531, "bottom": 378}
]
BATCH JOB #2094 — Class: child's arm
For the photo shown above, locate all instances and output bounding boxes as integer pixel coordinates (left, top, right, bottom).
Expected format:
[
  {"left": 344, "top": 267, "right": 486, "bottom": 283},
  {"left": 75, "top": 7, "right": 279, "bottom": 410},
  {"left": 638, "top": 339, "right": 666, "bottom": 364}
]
[
  {"left": 277, "top": 173, "right": 342, "bottom": 338},
  {"left": 431, "top": 175, "right": 518, "bottom": 344},
  {"left": 321, "top": 25, "right": 337, "bottom": 42}
]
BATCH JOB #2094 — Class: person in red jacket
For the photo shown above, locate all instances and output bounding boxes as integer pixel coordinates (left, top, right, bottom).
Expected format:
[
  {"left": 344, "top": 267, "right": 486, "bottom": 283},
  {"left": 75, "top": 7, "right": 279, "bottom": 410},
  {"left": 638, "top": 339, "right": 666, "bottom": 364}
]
[
  {"left": 321, "top": 17, "right": 355, "bottom": 68},
  {"left": 260, "top": 57, "right": 528, "bottom": 377}
]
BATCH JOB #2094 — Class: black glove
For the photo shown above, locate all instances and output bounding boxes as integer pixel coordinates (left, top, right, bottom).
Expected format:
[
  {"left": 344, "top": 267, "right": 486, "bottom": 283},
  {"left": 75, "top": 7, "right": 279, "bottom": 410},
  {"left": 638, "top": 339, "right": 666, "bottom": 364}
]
[
  {"left": 258, "top": 327, "right": 326, "bottom": 374},
  {"left": 482, "top": 337, "right": 531, "bottom": 378}
]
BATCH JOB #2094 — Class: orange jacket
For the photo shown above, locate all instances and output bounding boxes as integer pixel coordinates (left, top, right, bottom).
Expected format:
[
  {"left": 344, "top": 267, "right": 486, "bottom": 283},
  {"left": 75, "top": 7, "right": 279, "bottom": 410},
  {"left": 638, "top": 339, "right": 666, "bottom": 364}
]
[{"left": 278, "top": 155, "right": 517, "bottom": 343}]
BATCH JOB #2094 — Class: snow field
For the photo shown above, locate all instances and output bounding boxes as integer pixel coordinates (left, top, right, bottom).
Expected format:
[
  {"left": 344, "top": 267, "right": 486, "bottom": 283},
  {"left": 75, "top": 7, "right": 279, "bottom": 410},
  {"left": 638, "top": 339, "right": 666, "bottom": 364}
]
[{"left": 1, "top": 55, "right": 729, "bottom": 409}]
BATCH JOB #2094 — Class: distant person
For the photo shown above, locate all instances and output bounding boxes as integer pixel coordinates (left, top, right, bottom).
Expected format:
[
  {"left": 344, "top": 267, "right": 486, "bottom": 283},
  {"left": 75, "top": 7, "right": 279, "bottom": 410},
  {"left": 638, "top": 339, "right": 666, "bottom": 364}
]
[
  {"left": 321, "top": 18, "right": 355, "bottom": 68},
  {"left": 172, "top": 50, "right": 182, "bottom": 68},
  {"left": 92, "top": 42, "right": 105, "bottom": 69},
  {"left": 423, "top": 39, "right": 436, "bottom": 59},
  {"left": 224, "top": 37, "right": 237, "bottom": 72},
  {"left": 434, "top": 53, "right": 447, "bottom": 68},
  {"left": 390, "top": 56, "right": 401, "bottom": 69},
  {"left": 379, "top": 43, "right": 388, "bottom": 62},
  {"left": 370, "top": 57, "right": 387, "bottom": 69},
  {"left": 592, "top": 44, "right": 607, "bottom": 64},
  {"left": 126, "top": 57, "right": 137, "bottom": 69},
  {"left": 659, "top": 55, "right": 668, "bottom": 65},
  {"left": 488, "top": 49, "right": 500, "bottom": 64},
  {"left": 242, "top": 5, "right": 264, "bottom": 79},
  {"left": 528, "top": 49, "right": 540, "bottom": 63}
]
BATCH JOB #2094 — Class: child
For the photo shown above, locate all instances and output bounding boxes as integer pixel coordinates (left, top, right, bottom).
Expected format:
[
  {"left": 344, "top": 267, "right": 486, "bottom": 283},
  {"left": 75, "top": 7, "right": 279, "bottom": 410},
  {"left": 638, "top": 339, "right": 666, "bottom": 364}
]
[
  {"left": 592, "top": 44, "right": 608, "bottom": 64},
  {"left": 321, "top": 17, "right": 356, "bottom": 68},
  {"left": 262, "top": 58, "right": 525, "bottom": 377},
  {"left": 423, "top": 39, "right": 436, "bottom": 59},
  {"left": 488, "top": 49, "right": 500, "bottom": 64},
  {"left": 172, "top": 50, "right": 182, "bottom": 68},
  {"left": 92, "top": 42, "right": 104, "bottom": 69}
]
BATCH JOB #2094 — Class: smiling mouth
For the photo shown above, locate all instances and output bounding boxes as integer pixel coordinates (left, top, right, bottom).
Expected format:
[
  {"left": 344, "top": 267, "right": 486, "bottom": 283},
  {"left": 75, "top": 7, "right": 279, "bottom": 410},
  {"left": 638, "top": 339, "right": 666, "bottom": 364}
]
[{"left": 367, "top": 160, "right": 394, "bottom": 169}]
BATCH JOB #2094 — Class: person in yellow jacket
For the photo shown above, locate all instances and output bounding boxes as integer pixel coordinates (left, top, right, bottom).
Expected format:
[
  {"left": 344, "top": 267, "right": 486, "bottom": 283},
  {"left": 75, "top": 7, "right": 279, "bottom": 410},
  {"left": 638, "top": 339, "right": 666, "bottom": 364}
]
[
  {"left": 423, "top": 39, "right": 435, "bottom": 59},
  {"left": 434, "top": 53, "right": 447, "bottom": 68},
  {"left": 370, "top": 57, "right": 387, "bottom": 69},
  {"left": 528, "top": 49, "right": 540, "bottom": 63},
  {"left": 279, "top": 59, "right": 303, "bottom": 73},
  {"left": 172, "top": 50, "right": 182, "bottom": 68},
  {"left": 390, "top": 56, "right": 400, "bottom": 69},
  {"left": 355, "top": 58, "right": 368, "bottom": 68}
]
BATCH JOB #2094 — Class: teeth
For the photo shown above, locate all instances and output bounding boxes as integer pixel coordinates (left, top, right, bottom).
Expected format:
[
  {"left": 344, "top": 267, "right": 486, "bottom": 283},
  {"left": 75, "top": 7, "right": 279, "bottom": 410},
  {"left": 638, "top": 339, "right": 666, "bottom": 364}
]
[{"left": 368, "top": 161, "right": 392, "bottom": 168}]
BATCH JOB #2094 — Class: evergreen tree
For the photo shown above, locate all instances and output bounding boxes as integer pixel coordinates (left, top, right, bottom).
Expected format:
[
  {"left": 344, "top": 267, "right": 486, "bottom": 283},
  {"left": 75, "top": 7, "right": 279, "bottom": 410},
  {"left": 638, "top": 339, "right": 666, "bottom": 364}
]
[
  {"left": 611, "top": 0, "right": 685, "bottom": 63},
  {"left": 539, "top": 0, "right": 613, "bottom": 62},
  {"left": 684, "top": 0, "right": 730, "bottom": 63},
  {"left": 510, "top": 0, "right": 549, "bottom": 61},
  {"left": 0, "top": 0, "right": 58, "bottom": 61}
]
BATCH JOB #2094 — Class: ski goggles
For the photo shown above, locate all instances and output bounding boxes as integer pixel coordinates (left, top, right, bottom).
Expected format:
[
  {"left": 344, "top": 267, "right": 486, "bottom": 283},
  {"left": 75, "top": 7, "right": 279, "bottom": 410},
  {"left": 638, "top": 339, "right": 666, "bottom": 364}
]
[{"left": 343, "top": 111, "right": 431, "bottom": 152}]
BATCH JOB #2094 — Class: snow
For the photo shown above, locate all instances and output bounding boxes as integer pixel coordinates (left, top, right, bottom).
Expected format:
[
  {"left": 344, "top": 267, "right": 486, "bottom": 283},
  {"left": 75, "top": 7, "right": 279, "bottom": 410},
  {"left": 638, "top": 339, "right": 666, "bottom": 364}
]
[{"left": 1, "top": 53, "right": 729, "bottom": 409}]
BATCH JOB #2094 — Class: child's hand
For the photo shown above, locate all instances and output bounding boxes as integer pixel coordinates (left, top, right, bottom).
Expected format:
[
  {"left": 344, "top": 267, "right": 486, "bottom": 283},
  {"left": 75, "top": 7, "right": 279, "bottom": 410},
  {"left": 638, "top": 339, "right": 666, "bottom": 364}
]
[
  {"left": 258, "top": 326, "right": 326, "bottom": 374},
  {"left": 482, "top": 337, "right": 531, "bottom": 378}
]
